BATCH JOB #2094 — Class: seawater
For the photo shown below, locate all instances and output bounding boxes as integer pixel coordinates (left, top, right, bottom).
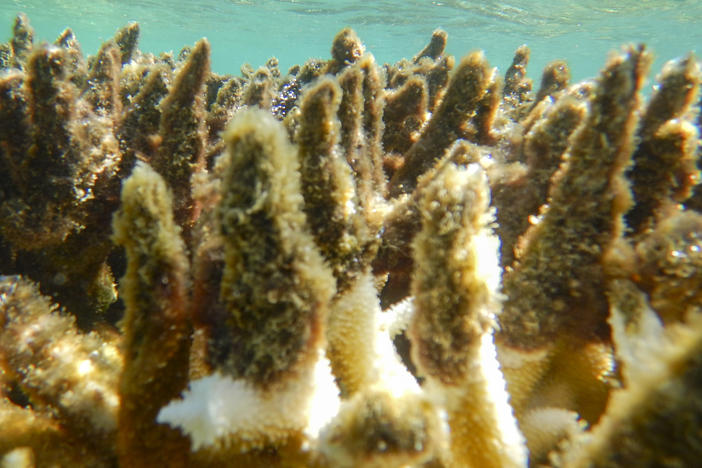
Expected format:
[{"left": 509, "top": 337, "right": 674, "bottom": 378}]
[{"left": 2, "top": 0, "right": 701, "bottom": 86}]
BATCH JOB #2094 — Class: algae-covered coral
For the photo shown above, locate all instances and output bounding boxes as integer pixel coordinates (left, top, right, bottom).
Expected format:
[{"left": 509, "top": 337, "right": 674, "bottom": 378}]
[{"left": 1, "top": 11, "right": 702, "bottom": 468}]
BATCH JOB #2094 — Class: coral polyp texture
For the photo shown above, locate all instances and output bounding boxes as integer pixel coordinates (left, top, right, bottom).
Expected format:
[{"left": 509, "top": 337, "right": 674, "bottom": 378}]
[{"left": 2, "top": 12, "right": 702, "bottom": 468}]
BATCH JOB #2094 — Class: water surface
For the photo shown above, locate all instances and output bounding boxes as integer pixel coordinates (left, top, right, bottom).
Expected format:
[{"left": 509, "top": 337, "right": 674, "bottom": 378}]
[{"left": 3, "top": 1, "right": 701, "bottom": 86}]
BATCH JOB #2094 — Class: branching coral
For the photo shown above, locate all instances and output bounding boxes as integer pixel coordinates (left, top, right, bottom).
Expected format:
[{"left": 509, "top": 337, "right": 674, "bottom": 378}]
[{"left": 1, "top": 12, "right": 702, "bottom": 468}]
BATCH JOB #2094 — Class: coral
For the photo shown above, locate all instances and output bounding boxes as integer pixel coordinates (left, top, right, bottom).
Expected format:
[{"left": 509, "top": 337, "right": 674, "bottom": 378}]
[
  {"left": 0, "top": 277, "right": 121, "bottom": 466},
  {"left": 112, "top": 163, "right": 191, "bottom": 467},
  {"left": 1, "top": 12, "right": 702, "bottom": 468},
  {"left": 557, "top": 279, "right": 702, "bottom": 467},
  {"left": 388, "top": 51, "right": 495, "bottom": 196},
  {"left": 497, "top": 46, "right": 651, "bottom": 433},
  {"left": 409, "top": 160, "right": 526, "bottom": 467}
]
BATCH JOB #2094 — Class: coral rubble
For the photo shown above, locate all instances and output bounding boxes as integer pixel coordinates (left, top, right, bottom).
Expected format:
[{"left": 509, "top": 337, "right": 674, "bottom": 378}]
[{"left": 1, "top": 12, "right": 702, "bottom": 468}]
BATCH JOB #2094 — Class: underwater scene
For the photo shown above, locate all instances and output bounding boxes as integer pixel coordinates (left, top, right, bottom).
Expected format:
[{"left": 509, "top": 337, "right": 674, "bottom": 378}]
[{"left": 1, "top": 0, "right": 702, "bottom": 467}]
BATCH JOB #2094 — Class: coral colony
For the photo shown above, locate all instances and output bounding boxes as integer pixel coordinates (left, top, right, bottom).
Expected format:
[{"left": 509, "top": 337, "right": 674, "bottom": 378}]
[{"left": 1, "top": 11, "right": 702, "bottom": 467}]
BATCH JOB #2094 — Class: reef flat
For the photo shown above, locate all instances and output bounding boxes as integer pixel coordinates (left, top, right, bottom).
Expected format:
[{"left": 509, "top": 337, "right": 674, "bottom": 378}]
[{"left": 1, "top": 12, "right": 702, "bottom": 468}]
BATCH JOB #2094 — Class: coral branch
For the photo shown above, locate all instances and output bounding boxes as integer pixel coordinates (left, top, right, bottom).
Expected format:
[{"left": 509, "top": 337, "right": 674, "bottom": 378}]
[
  {"left": 158, "top": 109, "right": 338, "bottom": 462},
  {"left": 503, "top": 45, "right": 532, "bottom": 103},
  {"left": 561, "top": 280, "right": 702, "bottom": 467},
  {"left": 410, "top": 161, "right": 526, "bottom": 467},
  {"left": 10, "top": 13, "right": 33, "bottom": 69},
  {"left": 499, "top": 45, "right": 651, "bottom": 351},
  {"left": 0, "top": 276, "right": 121, "bottom": 464},
  {"left": 112, "top": 163, "right": 192, "bottom": 466},
  {"left": 153, "top": 38, "right": 210, "bottom": 230},
  {"left": 625, "top": 55, "right": 701, "bottom": 235},
  {"left": 389, "top": 51, "right": 493, "bottom": 195},
  {"left": 497, "top": 45, "right": 652, "bottom": 451}
]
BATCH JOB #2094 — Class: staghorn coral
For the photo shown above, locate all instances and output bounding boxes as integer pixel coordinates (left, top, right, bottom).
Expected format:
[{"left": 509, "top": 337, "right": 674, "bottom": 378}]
[
  {"left": 1, "top": 12, "right": 702, "bottom": 468},
  {"left": 409, "top": 160, "right": 526, "bottom": 468},
  {"left": 112, "top": 163, "right": 191, "bottom": 467}
]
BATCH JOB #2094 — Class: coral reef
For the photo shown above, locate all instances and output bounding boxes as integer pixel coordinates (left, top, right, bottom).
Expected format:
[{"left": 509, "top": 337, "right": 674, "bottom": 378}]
[{"left": 1, "top": 12, "right": 702, "bottom": 468}]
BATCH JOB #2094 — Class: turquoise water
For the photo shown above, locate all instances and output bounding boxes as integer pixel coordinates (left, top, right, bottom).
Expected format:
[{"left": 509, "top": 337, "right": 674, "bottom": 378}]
[{"left": 2, "top": 0, "right": 701, "bottom": 85}]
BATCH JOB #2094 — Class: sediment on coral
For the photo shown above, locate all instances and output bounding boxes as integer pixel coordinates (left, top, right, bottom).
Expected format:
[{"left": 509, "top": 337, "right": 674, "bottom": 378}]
[{"left": 1, "top": 11, "right": 702, "bottom": 468}]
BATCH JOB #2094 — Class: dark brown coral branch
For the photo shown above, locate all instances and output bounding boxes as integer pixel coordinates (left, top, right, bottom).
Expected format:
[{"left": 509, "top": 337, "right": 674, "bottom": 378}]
[
  {"left": 383, "top": 76, "right": 428, "bottom": 158},
  {"left": 10, "top": 13, "right": 33, "bottom": 69},
  {"left": 412, "top": 29, "right": 447, "bottom": 63},
  {"left": 152, "top": 38, "right": 210, "bottom": 231},
  {"left": 209, "top": 108, "right": 334, "bottom": 387},
  {"left": 389, "top": 51, "right": 493, "bottom": 196},
  {"left": 326, "top": 27, "right": 364, "bottom": 75},
  {"left": 297, "top": 78, "right": 375, "bottom": 292},
  {"left": 534, "top": 59, "right": 571, "bottom": 104},
  {"left": 625, "top": 55, "right": 701, "bottom": 235},
  {"left": 493, "top": 93, "right": 587, "bottom": 267},
  {"left": 242, "top": 66, "right": 275, "bottom": 109},
  {"left": 114, "top": 22, "right": 140, "bottom": 65},
  {"left": 84, "top": 40, "right": 122, "bottom": 117},
  {"left": 503, "top": 44, "right": 532, "bottom": 104}
]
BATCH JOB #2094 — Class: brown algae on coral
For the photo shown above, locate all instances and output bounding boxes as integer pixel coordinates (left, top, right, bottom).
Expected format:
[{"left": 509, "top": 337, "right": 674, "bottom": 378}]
[{"left": 1, "top": 12, "right": 702, "bottom": 468}]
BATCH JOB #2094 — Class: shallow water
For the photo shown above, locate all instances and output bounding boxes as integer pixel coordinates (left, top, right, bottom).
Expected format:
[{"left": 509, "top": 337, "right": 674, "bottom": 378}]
[{"left": 2, "top": 0, "right": 701, "bottom": 86}]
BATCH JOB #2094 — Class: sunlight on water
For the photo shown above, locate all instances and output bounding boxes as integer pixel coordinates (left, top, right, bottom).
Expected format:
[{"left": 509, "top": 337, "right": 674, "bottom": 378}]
[{"left": 2, "top": 0, "right": 701, "bottom": 85}]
